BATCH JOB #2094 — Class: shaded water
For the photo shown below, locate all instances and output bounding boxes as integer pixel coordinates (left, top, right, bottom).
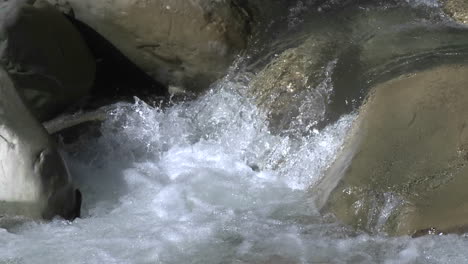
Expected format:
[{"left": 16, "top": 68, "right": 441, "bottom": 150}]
[{"left": 3, "top": 0, "right": 468, "bottom": 263}]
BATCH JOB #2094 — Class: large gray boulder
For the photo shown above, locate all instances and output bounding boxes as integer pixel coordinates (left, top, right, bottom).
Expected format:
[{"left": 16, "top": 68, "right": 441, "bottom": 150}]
[
  {"left": 0, "top": 66, "right": 81, "bottom": 221},
  {"left": 48, "top": 0, "right": 250, "bottom": 92},
  {"left": 313, "top": 64, "right": 468, "bottom": 236},
  {"left": 0, "top": 0, "right": 95, "bottom": 121}
]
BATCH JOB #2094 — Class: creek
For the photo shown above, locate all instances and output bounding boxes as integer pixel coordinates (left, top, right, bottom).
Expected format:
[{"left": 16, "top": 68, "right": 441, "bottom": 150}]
[{"left": 2, "top": 0, "right": 468, "bottom": 263}]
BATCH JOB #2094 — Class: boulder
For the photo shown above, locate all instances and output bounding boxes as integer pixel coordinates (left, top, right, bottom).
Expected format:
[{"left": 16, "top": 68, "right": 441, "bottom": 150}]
[
  {"left": 313, "top": 64, "right": 468, "bottom": 236},
  {"left": 0, "top": 0, "right": 95, "bottom": 121},
  {"left": 65, "top": 16, "right": 168, "bottom": 102},
  {"left": 441, "top": 0, "right": 468, "bottom": 24},
  {"left": 250, "top": 35, "right": 339, "bottom": 134},
  {"left": 0, "top": 66, "right": 81, "bottom": 221},
  {"left": 249, "top": 4, "right": 468, "bottom": 135},
  {"left": 48, "top": 0, "right": 250, "bottom": 92}
]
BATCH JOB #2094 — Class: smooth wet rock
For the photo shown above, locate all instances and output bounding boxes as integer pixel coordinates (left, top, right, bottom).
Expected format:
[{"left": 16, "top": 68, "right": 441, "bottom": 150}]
[
  {"left": 442, "top": 0, "right": 468, "bottom": 24},
  {"left": 0, "top": 0, "right": 96, "bottom": 121},
  {"left": 249, "top": 4, "right": 468, "bottom": 135},
  {"left": 234, "top": 0, "right": 286, "bottom": 30},
  {"left": 48, "top": 0, "right": 250, "bottom": 92},
  {"left": 313, "top": 64, "right": 468, "bottom": 236},
  {"left": 248, "top": 6, "right": 411, "bottom": 134},
  {"left": 0, "top": 67, "right": 81, "bottom": 221},
  {"left": 250, "top": 35, "right": 338, "bottom": 134}
]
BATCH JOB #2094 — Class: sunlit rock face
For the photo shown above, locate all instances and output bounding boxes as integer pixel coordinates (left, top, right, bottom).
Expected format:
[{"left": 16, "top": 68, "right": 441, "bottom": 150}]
[
  {"left": 442, "top": 0, "right": 468, "bottom": 24},
  {"left": 246, "top": 2, "right": 468, "bottom": 237},
  {"left": 250, "top": 36, "right": 338, "bottom": 134},
  {"left": 0, "top": 0, "right": 95, "bottom": 121},
  {"left": 314, "top": 64, "right": 468, "bottom": 236},
  {"left": 0, "top": 67, "right": 80, "bottom": 221},
  {"left": 249, "top": 3, "right": 468, "bottom": 135},
  {"left": 48, "top": 0, "right": 250, "bottom": 92},
  {"left": 248, "top": 5, "right": 428, "bottom": 135}
]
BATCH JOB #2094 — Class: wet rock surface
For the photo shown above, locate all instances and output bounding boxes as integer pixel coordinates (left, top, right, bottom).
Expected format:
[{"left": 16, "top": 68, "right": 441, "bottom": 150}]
[
  {"left": 0, "top": 66, "right": 80, "bottom": 222},
  {"left": 442, "top": 0, "right": 468, "bottom": 24},
  {"left": 244, "top": 3, "right": 468, "bottom": 236},
  {"left": 314, "top": 64, "right": 468, "bottom": 236},
  {"left": 248, "top": 4, "right": 468, "bottom": 135},
  {"left": 250, "top": 35, "right": 339, "bottom": 134},
  {"left": 0, "top": 0, "right": 95, "bottom": 121},
  {"left": 48, "top": 0, "right": 250, "bottom": 92}
]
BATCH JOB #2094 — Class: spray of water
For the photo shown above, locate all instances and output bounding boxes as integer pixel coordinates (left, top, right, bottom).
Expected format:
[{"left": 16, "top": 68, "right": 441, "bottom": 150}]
[{"left": 1, "top": 62, "right": 468, "bottom": 263}]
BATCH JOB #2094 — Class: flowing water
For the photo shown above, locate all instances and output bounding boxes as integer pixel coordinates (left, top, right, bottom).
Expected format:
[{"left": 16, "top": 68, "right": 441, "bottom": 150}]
[{"left": 3, "top": 1, "right": 468, "bottom": 263}]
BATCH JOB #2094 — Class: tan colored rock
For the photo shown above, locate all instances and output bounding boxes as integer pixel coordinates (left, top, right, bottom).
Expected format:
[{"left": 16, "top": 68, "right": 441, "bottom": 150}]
[
  {"left": 250, "top": 36, "right": 337, "bottom": 133},
  {"left": 0, "top": 0, "right": 96, "bottom": 121},
  {"left": 49, "top": 0, "right": 250, "bottom": 92},
  {"left": 249, "top": 4, "right": 468, "bottom": 135},
  {"left": 313, "top": 64, "right": 468, "bottom": 236},
  {"left": 442, "top": 0, "right": 468, "bottom": 24}
]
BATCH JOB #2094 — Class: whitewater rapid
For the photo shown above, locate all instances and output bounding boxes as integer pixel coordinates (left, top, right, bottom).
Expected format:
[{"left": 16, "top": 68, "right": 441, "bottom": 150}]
[{"left": 0, "top": 67, "right": 468, "bottom": 263}]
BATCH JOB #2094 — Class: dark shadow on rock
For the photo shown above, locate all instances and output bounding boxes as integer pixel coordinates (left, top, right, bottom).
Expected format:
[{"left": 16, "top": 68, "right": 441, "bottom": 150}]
[{"left": 65, "top": 15, "right": 168, "bottom": 108}]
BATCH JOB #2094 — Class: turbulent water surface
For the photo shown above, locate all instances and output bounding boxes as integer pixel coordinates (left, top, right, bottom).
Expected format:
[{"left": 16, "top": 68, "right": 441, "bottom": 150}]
[{"left": 3, "top": 1, "right": 468, "bottom": 263}]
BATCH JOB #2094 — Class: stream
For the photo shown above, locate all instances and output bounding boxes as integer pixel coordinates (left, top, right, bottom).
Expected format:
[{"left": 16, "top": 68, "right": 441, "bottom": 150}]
[{"left": 2, "top": 0, "right": 468, "bottom": 263}]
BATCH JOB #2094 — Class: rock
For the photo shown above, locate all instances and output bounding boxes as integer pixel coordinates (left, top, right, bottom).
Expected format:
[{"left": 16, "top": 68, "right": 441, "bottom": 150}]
[
  {"left": 65, "top": 16, "right": 168, "bottom": 101},
  {"left": 48, "top": 0, "right": 74, "bottom": 16},
  {"left": 234, "top": 0, "right": 286, "bottom": 28},
  {"left": 0, "top": 66, "right": 81, "bottom": 221},
  {"left": 0, "top": 0, "right": 96, "bottom": 121},
  {"left": 248, "top": 3, "right": 468, "bottom": 236},
  {"left": 441, "top": 0, "right": 468, "bottom": 24},
  {"left": 313, "top": 64, "right": 468, "bottom": 236},
  {"left": 250, "top": 35, "right": 339, "bottom": 134},
  {"left": 48, "top": 0, "right": 250, "bottom": 92},
  {"left": 249, "top": 4, "right": 468, "bottom": 135}
]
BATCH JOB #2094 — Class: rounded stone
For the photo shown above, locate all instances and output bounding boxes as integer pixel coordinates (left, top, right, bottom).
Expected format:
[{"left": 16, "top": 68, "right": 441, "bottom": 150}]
[{"left": 0, "top": 0, "right": 96, "bottom": 121}]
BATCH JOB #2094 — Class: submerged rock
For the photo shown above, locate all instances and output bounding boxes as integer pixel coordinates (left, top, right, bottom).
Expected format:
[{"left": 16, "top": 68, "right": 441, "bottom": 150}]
[
  {"left": 442, "top": 0, "right": 468, "bottom": 24},
  {"left": 0, "top": 66, "right": 81, "bottom": 221},
  {"left": 0, "top": 0, "right": 95, "bottom": 121},
  {"left": 313, "top": 64, "right": 468, "bottom": 236},
  {"left": 48, "top": 0, "right": 250, "bottom": 92}
]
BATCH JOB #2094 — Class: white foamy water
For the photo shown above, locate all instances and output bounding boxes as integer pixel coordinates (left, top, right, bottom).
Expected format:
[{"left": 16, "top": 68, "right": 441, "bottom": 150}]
[{"left": 2, "top": 69, "right": 468, "bottom": 264}]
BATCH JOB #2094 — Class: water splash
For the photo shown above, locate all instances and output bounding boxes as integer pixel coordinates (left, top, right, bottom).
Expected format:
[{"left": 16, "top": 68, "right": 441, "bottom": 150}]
[{"left": 1, "top": 64, "right": 467, "bottom": 263}]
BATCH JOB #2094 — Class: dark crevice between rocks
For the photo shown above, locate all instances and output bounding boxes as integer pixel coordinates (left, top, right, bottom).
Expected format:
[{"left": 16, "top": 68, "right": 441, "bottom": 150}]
[
  {"left": 47, "top": 15, "right": 171, "bottom": 144},
  {"left": 64, "top": 15, "right": 169, "bottom": 112}
]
